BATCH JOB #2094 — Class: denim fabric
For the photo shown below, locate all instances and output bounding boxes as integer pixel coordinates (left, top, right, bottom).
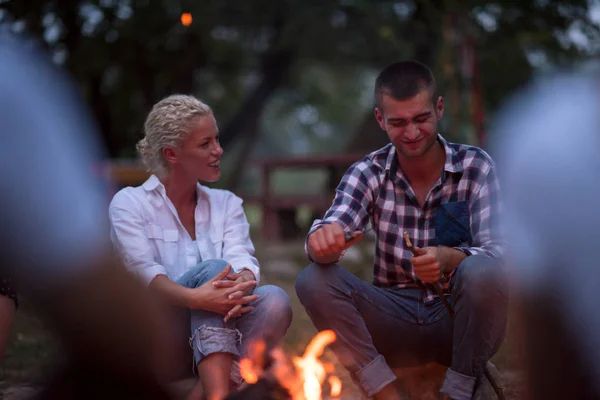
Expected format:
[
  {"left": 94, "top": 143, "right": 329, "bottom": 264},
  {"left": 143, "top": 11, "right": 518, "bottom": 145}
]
[
  {"left": 295, "top": 255, "right": 508, "bottom": 400},
  {"left": 435, "top": 201, "right": 472, "bottom": 248},
  {"left": 176, "top": 259, "right": 292, "bottom": 380}
]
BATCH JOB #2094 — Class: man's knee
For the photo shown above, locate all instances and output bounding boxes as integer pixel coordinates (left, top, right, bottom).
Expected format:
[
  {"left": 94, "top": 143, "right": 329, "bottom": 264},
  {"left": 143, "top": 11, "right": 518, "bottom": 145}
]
[
  {"left": 295, "top": 262, "right": 343, "bottom": 305},
  {"left": 453, "top": 255, "right": 508, "bottom": 303}
]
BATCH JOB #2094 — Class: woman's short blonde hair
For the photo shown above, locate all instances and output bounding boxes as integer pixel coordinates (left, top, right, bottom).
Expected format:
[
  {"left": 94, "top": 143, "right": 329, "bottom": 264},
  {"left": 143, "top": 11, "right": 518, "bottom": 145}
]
[{"left": 136, "top": 94, "right": 212, "bottom": 177}]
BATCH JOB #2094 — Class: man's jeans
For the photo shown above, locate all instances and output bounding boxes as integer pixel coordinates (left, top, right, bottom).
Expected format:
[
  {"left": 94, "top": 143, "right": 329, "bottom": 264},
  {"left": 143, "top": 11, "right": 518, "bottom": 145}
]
[
  {"left": 295, "top": 255, "right": 508, "bottom": 400},
  {"left": 176, "top": 259, "right": 293, "bottom": 383}
]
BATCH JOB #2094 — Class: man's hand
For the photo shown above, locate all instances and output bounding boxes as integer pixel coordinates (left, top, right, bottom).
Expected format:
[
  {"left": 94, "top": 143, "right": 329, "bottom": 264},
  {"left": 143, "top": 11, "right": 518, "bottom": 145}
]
[
  {"left": 409, "top": 246, "right": 467, "bottom": 283},
  {"left": 213, "top": 269, "right": 256, "bottom": 322},
  {"left": 186, "top": 264, "right": 259, "bottom": 320},
  {"left": 307, "top": 222, "right": 363, "bottom": 264},
  {"left": 409, "top": 246, "right": 441, "bottom": 283}
]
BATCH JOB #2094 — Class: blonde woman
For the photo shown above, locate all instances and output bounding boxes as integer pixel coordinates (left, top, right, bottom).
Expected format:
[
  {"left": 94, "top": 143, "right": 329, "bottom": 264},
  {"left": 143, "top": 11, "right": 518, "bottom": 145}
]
[{"left": 109, "top": 95, "right": 292, "bottom": 400}]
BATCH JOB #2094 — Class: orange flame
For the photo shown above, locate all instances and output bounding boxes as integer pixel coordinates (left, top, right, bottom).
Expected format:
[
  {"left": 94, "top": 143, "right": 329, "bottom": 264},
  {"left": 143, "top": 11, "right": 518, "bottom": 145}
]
[
  {"left": 328, "top": 376, "right": 342, "bottom": 397},
  {"left": 239, "top": 330, "right": 342, "bottom": 400},
  {"left": 240, "top": 339, "right": 266, "bottom": 384},
  {"left": 239, "top": 358, "right": 259, "bottom": 384}
]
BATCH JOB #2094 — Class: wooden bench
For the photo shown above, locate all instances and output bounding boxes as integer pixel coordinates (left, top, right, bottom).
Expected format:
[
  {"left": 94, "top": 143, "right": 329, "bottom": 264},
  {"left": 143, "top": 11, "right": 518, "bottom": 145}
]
[
  {"left": 243, "top": 153, "right": 364, "bottom": 241},
  {"left": 101, "top": 160, "right": 150, "bottom": 189}
]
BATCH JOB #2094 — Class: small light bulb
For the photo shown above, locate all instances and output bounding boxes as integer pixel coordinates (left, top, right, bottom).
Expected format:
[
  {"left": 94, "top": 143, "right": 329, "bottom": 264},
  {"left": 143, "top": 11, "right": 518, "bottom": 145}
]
[{"left": 181, "top": 13, "right": 192, "bottom": 26}]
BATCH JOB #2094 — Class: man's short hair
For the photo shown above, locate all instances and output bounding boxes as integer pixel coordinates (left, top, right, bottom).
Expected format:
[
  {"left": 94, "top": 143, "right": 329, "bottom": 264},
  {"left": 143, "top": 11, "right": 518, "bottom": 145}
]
[{"left": 374, "top": 60, "right": 438, "bottom": 108}]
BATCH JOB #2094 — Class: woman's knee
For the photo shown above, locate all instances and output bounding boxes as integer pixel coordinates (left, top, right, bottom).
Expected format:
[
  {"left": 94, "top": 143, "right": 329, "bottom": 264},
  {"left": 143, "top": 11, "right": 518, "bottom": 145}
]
[
  {"left": 256, "top": 285, "right": 293, "bottom": 327},
  {"left": 191, "top": 259, "right": 230, "bottom": 281},
  {"left": 178, "top": 259, "right": 230, "bottom": 288}
]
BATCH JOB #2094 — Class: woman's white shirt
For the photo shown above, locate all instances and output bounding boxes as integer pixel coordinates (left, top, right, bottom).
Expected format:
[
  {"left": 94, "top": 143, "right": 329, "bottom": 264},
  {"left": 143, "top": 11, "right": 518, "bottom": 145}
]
[{"left": 109, "top": 175, "right": 260, "bottom": 285}]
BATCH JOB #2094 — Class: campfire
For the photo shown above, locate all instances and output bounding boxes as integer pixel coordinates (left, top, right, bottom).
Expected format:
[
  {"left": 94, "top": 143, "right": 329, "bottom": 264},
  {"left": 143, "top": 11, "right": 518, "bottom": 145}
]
[{"left": 239, "top": 330, "right": 342, "bottom": 400}]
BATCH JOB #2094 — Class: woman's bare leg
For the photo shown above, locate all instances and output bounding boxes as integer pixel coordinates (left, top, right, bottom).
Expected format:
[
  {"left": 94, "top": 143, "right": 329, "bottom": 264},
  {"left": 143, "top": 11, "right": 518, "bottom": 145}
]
[{"left": 195, "top": 352, "right": 233, "bottom": 400}]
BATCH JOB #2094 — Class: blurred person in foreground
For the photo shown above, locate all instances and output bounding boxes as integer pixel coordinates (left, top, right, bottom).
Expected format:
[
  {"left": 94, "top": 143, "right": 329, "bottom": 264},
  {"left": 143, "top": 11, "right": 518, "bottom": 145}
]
[
  {"left": 296, "top": 60, "right": 508, "bottom": 400},
  {"left": 492, "top": 70, "right": 600, "bottom": 399},
  {"left": 0, "top": 33, "right": 175, "bottom": 398},
  {"left": 0, "top": 277, "right": 17, "bottom": 361},
  {"left": 108, "top": 95, "right": 293, "bottom": 400}
]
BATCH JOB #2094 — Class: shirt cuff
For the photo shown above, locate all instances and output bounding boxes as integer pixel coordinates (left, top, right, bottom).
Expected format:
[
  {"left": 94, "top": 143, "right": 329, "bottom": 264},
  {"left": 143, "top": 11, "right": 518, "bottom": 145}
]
[
  {"left": 232, "top": 263, "right": 260, "bottom": 285},
  {"left": 455, "top": 246, "right": 474, "bottom": 257},
  {"left": 305, "top": 220, "right": 324, "bottom": 262},
  {"left": 305, "top": 219, "right": 352, "bottom": 263}
]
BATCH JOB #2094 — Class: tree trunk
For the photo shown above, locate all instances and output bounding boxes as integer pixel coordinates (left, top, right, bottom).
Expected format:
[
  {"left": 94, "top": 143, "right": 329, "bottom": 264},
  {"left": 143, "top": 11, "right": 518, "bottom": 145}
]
[
  {"left": 410, "top": 2, "right": 441, "bottom": 67},
  {"left": 346, "top": 112, "right": 388, "bottom": 155},
  {"left": 332, "top": 112, "right": 387, "bottom": 187},
  {"left": 223, "top": 46, "right": 295, "bottom": 191},
  {"left": 219, "top": 48, "right": 294, "bottom": 154}
]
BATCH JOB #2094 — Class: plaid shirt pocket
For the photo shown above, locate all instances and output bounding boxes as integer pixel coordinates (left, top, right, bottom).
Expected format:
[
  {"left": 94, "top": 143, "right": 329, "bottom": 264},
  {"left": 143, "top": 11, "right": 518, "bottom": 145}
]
[{"left": 435, "top": 201, "right": 472, "bottom": 247}]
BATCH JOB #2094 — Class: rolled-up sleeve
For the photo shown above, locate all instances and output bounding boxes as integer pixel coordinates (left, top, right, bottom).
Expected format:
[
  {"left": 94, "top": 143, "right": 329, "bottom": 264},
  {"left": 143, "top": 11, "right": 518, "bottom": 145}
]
[
  {"left": 221, "top": 193, "right": 260, "bottom": 284},
  {"left": 459, "top": 164, "right": 505, "bottom": 261},
  {"left": 109, "top": 190, "right": 168, "bottom": 285},
  {"left": 305, "top": 161, "right": 374, "bottom": 260}
]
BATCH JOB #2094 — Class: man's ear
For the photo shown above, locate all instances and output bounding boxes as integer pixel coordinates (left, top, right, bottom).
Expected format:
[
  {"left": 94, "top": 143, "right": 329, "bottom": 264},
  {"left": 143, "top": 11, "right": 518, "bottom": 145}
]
[
  {"left": 435, "top": 96, "right": 444, "bottom": 120},
  {"left": 374, "top": 107, "right": 386, "bottom": 131},
  {"left": 162, "top": 147, "right": 177, "bottom": 165}
]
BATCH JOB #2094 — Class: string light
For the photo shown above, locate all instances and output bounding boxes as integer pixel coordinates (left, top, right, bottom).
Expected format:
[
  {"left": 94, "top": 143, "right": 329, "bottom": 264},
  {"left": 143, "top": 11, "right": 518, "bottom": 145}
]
[{"left": 181, "top": 13, "right": 192, "bottom": 26}]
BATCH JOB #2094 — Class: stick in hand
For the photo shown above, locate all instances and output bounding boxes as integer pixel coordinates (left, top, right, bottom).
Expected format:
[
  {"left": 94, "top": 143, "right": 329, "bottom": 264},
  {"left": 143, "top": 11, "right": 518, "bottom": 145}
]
[
  {"left": 403, "top": 231, "right": 418, "bottom": 256},
  {"left": 403, "top": 231, "right": 455, "bottom": 317}
]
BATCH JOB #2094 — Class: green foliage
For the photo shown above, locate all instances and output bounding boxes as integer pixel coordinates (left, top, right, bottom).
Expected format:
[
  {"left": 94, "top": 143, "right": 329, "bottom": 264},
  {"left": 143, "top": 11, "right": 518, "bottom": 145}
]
[{"left": 1, "top": 0, "right": 597, "bottom": 164}]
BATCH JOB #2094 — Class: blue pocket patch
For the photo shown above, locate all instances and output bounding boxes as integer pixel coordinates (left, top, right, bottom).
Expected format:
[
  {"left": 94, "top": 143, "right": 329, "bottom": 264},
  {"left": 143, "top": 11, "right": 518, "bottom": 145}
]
[{"left": 435, "top": 201, "right": 472, "bottom": 247}]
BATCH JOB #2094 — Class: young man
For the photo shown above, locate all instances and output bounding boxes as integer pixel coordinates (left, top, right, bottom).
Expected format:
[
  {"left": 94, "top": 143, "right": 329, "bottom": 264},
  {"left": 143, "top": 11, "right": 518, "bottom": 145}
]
[{"left": 295, "top": 60, "right": 507, "bottom": 400}]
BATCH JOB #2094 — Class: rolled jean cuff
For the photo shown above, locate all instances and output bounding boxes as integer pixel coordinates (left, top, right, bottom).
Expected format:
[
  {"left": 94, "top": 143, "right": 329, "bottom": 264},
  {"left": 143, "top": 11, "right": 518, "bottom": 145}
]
[
  {"left": 190, "top": 325, "right": 241, "bottom": 366},
  {"left": 353, "top": 355, "right": 397, "bottom": 397},
  {"left": 440, "top": 368, "right": 476, "bottom": 400}
]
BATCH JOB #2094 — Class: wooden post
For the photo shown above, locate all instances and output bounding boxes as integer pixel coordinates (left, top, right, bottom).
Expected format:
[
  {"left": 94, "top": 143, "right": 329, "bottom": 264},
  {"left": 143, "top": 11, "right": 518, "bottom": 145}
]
[{"left": 260, "top": 163, "right": 280, "bottom": 241}]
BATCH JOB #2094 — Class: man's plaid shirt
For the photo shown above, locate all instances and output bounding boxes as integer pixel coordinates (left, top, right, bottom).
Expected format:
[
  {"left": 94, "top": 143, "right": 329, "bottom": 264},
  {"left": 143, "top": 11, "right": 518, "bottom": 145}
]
[{"left": 306, "top": 135, "right": 504, "bottom": 303}]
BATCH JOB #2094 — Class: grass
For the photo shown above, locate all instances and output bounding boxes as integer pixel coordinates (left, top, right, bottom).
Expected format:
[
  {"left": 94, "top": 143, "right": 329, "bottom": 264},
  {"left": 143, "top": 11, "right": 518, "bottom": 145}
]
[
  {"left": 0, "top": 302, "right": 62, "bottom": 393},
  {"left": 0, "top": 238, "right": 524, "bottom": 399}
]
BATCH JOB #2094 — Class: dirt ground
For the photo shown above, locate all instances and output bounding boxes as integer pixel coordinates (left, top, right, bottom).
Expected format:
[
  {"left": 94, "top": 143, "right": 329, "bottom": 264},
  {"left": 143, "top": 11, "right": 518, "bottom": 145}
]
[{"left": 0, "top": 239, "right": 526, "bottom": 399}]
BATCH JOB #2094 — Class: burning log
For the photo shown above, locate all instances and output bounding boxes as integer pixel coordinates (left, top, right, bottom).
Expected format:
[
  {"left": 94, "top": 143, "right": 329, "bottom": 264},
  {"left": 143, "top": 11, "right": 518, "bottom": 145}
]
[{"left": 225, "top": 377, "right": 291, "bottom": 400}]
